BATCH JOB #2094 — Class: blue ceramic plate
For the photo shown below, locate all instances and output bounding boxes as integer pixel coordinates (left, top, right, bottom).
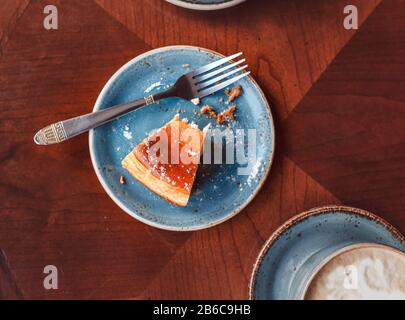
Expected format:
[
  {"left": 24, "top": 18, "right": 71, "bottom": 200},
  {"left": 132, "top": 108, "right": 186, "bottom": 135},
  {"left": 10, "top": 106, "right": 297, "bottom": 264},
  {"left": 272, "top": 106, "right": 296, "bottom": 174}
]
[
  {"left": 89, "top": 46, "right": 274, "bottom": 231},
  {"left": 250, "top": 206, "right": 405, "bottom": 300},
  {"left": 165, "top": 0, "right": 246, "bottom": 10}
]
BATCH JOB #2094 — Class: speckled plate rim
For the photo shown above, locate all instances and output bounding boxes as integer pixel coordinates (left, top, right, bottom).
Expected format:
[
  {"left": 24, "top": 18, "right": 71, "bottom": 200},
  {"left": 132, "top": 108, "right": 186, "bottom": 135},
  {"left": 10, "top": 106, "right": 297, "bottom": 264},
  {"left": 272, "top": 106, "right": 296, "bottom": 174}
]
[
  {"left": 248, "top": 205, "right": 405, "bottom": 299},
  {"left": 89, "top": 45, "right": 275, "bottom": 232},
  {"left": 165, "top": 0, "right": 246, "bottom": 11}
]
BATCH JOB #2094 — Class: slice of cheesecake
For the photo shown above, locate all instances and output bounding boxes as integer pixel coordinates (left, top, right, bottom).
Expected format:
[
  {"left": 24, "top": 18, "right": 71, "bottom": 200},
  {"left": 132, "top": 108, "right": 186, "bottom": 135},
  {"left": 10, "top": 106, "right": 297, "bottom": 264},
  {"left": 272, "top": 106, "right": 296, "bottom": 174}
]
[{"left": 122, "top": 115, "right": 207, "bottom": 206}]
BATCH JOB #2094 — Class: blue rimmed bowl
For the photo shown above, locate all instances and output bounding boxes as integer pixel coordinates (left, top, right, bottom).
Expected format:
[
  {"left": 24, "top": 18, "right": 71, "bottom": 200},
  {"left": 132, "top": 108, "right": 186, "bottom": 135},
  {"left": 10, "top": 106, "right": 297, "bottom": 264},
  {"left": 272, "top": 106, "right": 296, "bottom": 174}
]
[
  {"left": 89, "top": 46, "right": 275, "bottom": 231},
  {"left": 250, "top": 205, "right": 405, "bottom": 300}
]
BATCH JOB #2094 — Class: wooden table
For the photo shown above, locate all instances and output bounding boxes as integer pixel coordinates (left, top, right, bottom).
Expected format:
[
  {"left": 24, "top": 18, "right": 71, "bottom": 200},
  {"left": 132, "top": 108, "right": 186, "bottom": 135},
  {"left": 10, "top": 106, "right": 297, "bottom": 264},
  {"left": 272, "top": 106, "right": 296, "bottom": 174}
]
[{"left": 1, "top": 0, "right": 404, "bottom": 299}]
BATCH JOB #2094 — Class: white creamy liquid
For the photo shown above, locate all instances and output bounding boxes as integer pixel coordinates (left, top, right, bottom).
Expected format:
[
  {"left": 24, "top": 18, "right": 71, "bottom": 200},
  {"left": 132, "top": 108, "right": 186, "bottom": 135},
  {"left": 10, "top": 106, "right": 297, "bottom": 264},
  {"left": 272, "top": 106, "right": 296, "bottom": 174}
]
[{"left": 305, "top": 245, "right": 405, "bottom": 300}]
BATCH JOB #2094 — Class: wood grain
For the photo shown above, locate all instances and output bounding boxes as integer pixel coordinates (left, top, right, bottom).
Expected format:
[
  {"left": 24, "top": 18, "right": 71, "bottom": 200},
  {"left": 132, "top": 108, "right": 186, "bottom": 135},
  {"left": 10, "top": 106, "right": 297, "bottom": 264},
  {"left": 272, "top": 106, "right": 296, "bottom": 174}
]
[
  {"left": 0, "top": 0, "right": 403, "bottom": 300},
  {"left": 0, "top": 249, "right": 23, "bottom": 299},
  {"left": 283, "top": 0, "right": 405, "bottom": 232},
  {"left": 0, "top": 0, "right": 187, "bottom": 299},
  {"left": 95, "top": 0, "right": 381, "bottom": 120},
  {"left": 0, "top": 0, "right": 30, "bottom": 60}
]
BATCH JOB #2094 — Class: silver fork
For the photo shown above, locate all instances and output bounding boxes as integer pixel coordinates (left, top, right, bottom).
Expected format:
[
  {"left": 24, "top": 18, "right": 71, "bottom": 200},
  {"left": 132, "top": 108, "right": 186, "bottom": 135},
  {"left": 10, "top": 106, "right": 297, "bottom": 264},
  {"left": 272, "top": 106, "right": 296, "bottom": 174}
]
[{"left": 34, "top": 52, "right": 250, "bottom": 145}]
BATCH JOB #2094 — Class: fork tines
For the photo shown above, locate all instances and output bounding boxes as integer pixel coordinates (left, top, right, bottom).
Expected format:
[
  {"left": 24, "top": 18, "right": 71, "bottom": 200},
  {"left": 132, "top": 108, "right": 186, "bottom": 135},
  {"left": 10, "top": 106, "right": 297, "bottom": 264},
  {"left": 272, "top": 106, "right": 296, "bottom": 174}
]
[{"left": 193, "top": 52, "right": 250, "bottom": 98}]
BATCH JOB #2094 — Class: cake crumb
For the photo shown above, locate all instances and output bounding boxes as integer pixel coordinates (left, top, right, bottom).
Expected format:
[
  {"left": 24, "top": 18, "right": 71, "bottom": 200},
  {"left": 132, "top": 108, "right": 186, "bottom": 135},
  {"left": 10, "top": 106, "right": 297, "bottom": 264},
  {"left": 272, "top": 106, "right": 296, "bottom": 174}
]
[
  {"left": 225, "top": 85, "right": 243, "bottom": 103},
  {"left": 216, "top": 113, "right": 226, "bottom": 125},
  {"left": 200, "top": 105, "right": 217, "bottom": 118},
  {"left": 119, "top": 176, "right": 126, "bottom": 185},
  {"left": 222, "top": 105, "right": 236, "bottom": 120},
  {"left": 216, "top": 105, "right": 236, "bottom": 124},
  {"left": 182, "top": 64, "right": 190, "bottom": 68}
]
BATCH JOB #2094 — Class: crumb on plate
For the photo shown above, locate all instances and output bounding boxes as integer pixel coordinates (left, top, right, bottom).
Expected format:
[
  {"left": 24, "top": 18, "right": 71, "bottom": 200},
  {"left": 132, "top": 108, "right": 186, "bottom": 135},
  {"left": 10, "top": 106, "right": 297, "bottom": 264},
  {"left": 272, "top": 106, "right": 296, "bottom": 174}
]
[
  {"left": 119, "top": 175, "right": 126, "bottom": 185},
  {"left": 200, "top": 105, "right": 217, "bottom": 118},
  {"left": 216, "top": 105, "right": 236, "bottom": 125},
  {"left": 225, "top": 85, "right": 243, "bottom": 103},
  {"left": 222, "top": 105, "right": 236, "bottom": 120},
  {"left": 216, "top": 113, "right": 225, "bottom": 125}
]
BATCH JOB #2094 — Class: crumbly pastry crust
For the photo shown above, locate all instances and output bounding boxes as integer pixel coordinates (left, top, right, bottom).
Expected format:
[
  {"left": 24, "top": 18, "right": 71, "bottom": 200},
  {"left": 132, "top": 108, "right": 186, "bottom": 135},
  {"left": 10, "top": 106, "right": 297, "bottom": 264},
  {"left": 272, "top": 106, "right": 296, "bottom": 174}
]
[{"left": 122, "top": 151, "right": 190, "bottom": 206}]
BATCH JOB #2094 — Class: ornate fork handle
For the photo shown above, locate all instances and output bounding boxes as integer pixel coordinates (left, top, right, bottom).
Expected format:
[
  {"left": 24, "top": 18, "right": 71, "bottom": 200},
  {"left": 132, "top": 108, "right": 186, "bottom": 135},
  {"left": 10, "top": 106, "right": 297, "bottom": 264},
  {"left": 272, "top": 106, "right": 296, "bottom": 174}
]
[
  {"left": 34, "top": 52, "right": 249, "bottom": 146},
  {"left": 34, "top": 95, "right": 157, "bottom": 145}
]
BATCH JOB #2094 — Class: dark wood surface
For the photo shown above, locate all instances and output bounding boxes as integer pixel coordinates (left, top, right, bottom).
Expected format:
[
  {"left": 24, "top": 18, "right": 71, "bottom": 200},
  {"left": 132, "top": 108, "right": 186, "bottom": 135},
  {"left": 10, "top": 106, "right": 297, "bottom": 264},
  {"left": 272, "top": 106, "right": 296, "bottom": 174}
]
[{"left": 0, "top": 0, "right": 404, "bottom": 299}]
